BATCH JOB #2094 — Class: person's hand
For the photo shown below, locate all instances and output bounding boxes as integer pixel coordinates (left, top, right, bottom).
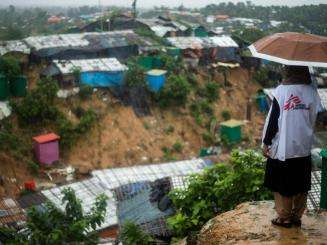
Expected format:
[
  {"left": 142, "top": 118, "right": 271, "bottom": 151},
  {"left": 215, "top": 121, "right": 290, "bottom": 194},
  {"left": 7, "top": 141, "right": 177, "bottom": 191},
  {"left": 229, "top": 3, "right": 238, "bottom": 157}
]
[{"left": 262, "top": 144, "right": 270, "bottom": 158}]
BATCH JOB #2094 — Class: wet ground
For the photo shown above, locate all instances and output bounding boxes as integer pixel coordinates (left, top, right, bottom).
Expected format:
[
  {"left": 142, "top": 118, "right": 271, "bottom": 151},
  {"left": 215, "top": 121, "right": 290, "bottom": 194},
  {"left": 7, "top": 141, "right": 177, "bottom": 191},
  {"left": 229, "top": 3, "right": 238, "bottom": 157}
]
[{"left": 198, "top": 201, "right": 327, "bottom": 244}]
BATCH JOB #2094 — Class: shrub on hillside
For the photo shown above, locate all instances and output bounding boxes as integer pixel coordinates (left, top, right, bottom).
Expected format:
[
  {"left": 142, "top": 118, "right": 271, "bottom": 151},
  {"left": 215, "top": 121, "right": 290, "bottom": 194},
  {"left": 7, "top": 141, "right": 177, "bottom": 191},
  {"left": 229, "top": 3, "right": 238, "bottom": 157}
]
[
  {"left": 120, "top": 221, "right": 154, "bottom": 245},
  {"left": 204, "top": 82, "right": 220, "bottom": 102},
  {"left": 0, "top": 56, "right": 21, "bottom": 81},
  {"left": 79, "top": 84, "right": 93, "bottom": 100},
  {"left": 125, "top": 61, "right": 146, "bottom": 88},
  {"left": 221, "top": 109, "right": 231, "bottom": 121},
  {"left": 11, "top": 78, "right": 59, "bottom": 126},
  {"left": 167, "top": 150, "right": 271, "bottom": 237},
  {"left": 157, "top": 74, "right": 191, "bottom": 108},
  {"left": 8, "top": 188, "right": 107, "bottom": 244}
]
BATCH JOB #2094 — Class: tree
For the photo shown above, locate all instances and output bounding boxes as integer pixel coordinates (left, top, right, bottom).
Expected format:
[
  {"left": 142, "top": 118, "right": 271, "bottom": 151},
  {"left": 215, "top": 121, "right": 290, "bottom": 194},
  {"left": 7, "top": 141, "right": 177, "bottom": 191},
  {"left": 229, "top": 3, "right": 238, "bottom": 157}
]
[
  {"left": 11, "top": 78, "right": 59, "bottom": 126},
  {"left": 125, "top": 60, "right": 146, "bottom": 88},
  {"left": 0, "top": 57, "right": 21, "bottom": 81},
  {"left": 13, "top": 188, "right": 107, "bottom": 244},
  {"left": 157, "top": 74, "right": 191, "bottom": 107},
  {"left": 167, "top": 150, "right": 272, "bottom": 237}
]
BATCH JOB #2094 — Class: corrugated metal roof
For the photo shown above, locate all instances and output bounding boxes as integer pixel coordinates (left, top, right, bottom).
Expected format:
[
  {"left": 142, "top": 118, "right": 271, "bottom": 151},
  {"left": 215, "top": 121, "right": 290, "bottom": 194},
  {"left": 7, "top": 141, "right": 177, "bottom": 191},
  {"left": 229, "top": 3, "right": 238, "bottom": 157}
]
[
  {"left": 24, "top": 30, "right": 152, "bottom": 51},
  {"left": 42, "top": 178, "right": 117, "bottom": 231},
  {"left": 14, "top": 160, "right": 209, "bottom": 237},
  {"left": 0, "top": 198, "right": 26, "bottom": 229},
  {"left": 0, "top": 40, "right": 30, "bottom": 56},
  {"left": 53, "top": 58, "right": 127, "bottom": 74},
  {"left": 167, "top": 36, "right": 239, "bottom": 49},
  {"left": 92, "top": 158, "right": 212, "bottom": 190},
  {"left": 25, "top": 33, "right": 90, "bottom": 51},
  {"left": 208, "top": 36, "right": 239, "bottom": 48},
  {"left": 42, "top": 158, "right": 211, "bottom": 230},
  {"left": 150, "top": 25, "right": 177, "bottom": 38}
]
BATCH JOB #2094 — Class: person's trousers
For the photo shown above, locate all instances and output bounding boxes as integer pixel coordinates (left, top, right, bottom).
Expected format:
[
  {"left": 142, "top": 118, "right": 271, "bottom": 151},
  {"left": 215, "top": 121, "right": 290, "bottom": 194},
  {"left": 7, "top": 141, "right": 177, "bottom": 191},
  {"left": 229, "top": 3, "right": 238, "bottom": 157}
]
[{"left": 273, "top": 192, "right": 307, "bottom": 221}]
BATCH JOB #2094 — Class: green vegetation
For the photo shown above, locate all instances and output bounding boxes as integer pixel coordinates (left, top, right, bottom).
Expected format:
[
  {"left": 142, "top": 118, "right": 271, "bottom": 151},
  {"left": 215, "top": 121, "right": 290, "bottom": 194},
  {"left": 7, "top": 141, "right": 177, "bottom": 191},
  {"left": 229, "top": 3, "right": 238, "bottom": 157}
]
[
  {"left": 221, "top": 109, "right": 231, "bottom": 121},
  {"left": 157, "top": 74, "right": 191, "bottom": 108},
  {"left": 120, "top": 221, "right": 154, "bottom": 245},
  {"left": 172, "top": 141, "right": 183, "bottom": 153},
  {"left": 167, "top": 150, "right": 272, "bottom": 237},
  {"left": 125, "top": 61, "right": 147, "bottom": 88},
  {"left": 164, "top": 125, "right": 175, "bottom": 134},
  {"left": 11, "top": 78, "right": 59, "bottom": 126},
  {"left": 201, "top": 2, "right": 327, "bottom": 36},
  {"left": 252, "top": 66, "right": 277, "bottom": 88},
  {"left": 79, "top": 84, "right": 93, "bottom": 100},
  {"left": 0, "top": 57, "right": 21, "bottom": 82},
  {"left": 232, "top": 28, "right": 267, "bottom": 44},
  {"left": 5, "top": 78, "right": 97, "bottom": 163},
  {"left": 4, "top": 188, "right": 107, "bottom": 244}
]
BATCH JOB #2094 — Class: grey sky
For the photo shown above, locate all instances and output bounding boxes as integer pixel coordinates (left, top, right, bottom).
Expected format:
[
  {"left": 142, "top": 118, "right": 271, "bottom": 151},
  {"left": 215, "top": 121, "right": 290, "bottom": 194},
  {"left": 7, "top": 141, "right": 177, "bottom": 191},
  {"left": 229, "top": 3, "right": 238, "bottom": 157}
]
[{"left": 0, "top": 0, "right": 326, "bottom": 8}]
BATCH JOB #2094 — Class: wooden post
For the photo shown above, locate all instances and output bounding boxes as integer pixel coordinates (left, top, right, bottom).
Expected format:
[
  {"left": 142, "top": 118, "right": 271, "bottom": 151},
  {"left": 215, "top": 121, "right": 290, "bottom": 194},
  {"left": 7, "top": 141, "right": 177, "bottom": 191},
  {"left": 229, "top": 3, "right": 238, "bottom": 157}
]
[{"left": 246, "top": 98, "right": 252, "bottom": 121}]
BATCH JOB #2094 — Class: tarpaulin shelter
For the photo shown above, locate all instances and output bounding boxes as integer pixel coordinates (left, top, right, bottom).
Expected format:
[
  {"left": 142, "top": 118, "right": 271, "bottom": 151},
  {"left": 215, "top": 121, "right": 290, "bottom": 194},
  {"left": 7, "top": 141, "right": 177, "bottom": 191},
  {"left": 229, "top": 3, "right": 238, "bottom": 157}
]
[{"left": 52, "top": 58, "right": 127, "bottom": 87}]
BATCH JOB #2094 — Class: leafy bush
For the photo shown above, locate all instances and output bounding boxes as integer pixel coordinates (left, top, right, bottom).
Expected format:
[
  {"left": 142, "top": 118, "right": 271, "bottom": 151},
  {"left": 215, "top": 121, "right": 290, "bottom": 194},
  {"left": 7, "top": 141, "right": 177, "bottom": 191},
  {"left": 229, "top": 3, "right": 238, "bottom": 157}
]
[
  {"left": 167, "top": 150, "right": 271, "bottom": 237},
  {"left": 11, "top": 78, "right": 59, "bottom": 126},
  {"left": 164, "top": 125, "right": 175, "bottom": 134},
  {"left": 125, "top": 61, "right": 146, "bottom": 88},
  {"left": 221, "top": 109, "right": 231, "bottom": 121},
  {"left": 79, "top": 84, "right": 93, "bottom": 100},
  {"left": 120, "top": 221, "right": 154, "bottom": 245},
  {"left": 157, "top": 74, "right": 190, "bottom": 107},
  {"left": 72, "top": 105, "right": 85, "bottom": 119},
  {"left": 57, "top": 109, "right": 96, "bottom": 150},
  {"left": 199, "top": 99, "right": 213, "bottom": 116},
  {"left": 252, "top": 67, "right": 271, "bottom": 87},
  {"left": 70, "top": 67, "right": 81, "bottom": 83},
  {"left": 204, "top": 82, "right": 220, "bottom": 102},
  {"left": 0, "top": 56, "right": 21, "bottom": 81},
  {"left": 172, "top": 141, "right": 183, "bottom": 153},
  {"left": 56, "top": 116, "right": 77, "bottom": 150},
  {"left": 13, "top": 188, "right": 108, "bottom": 244},
  {"left": 202, "top": 131, "right": 216, "bottom": 145},
  {"left": 75, "top": 109, "right": 97, "bottom": 134},
  {"left": 27, "top": 160, "right": 40, "bottom": 175},
  {"left": 187, "top": 73, "right": 198, "bottom": 87}
]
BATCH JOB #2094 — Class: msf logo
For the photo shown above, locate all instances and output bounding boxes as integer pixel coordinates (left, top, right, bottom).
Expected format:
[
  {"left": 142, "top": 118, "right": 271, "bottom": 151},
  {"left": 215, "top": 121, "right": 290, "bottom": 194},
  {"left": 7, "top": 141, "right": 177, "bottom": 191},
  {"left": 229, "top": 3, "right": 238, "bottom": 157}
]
[{"left": 283, "top": 94, "right": 309, "bottom": 111}]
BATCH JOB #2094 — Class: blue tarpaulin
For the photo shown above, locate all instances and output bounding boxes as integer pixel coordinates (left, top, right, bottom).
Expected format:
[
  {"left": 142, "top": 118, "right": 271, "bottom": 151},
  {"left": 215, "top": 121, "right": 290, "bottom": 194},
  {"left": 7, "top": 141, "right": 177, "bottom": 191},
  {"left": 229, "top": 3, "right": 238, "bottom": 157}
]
[{"left": 80, "top": 71, "right": 124, "bottom": 87}]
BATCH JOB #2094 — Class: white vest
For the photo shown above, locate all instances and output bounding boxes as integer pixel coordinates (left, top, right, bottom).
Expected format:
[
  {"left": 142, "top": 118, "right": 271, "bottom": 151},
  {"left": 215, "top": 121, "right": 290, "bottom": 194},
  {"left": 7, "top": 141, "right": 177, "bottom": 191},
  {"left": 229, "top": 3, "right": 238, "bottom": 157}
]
[{"left": 263, "top": 84, "right": 321, "bottom": 161}]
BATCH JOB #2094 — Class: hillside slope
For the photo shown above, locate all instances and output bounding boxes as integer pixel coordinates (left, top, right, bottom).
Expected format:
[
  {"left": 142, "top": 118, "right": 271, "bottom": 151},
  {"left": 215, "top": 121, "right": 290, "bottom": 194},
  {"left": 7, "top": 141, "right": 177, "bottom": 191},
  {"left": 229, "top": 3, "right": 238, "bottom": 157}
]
[{"left": 66, "top": 68, "right": 264, "bottom": 170}]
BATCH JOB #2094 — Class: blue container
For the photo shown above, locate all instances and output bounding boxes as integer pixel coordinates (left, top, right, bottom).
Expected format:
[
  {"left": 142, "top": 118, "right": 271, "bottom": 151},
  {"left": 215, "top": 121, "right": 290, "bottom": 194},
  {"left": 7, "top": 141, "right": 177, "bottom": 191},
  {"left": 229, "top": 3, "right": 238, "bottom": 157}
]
[
  {"left": 80, "top": 71, "right": 124, "bottom": 87},
  {"left": 256, "top": 94, "right": 269, "bottom": 112},
  {"left": 146, "top": 69, "right": 167, "bottom": 92}
]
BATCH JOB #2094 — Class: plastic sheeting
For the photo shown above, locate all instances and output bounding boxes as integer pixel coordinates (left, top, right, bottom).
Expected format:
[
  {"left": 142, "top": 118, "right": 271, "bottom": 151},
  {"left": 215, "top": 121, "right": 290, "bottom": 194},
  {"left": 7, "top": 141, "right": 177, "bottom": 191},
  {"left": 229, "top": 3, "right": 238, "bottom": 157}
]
[{"left": 80, "top": 71, "right": 124, "bottom": 87}]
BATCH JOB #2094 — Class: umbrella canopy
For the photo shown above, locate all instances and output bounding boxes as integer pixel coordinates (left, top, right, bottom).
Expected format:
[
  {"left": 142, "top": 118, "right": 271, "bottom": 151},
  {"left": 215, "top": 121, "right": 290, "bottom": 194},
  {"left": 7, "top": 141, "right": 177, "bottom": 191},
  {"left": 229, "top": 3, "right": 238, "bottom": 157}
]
[{"left": 249, "top": 32, "right": 327, "bottom": 67}]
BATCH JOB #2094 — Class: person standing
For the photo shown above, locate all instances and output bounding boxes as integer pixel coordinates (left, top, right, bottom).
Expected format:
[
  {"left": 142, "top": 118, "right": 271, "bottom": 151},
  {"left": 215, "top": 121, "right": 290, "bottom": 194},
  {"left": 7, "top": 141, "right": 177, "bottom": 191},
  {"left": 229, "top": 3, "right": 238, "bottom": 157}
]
[{"left": 262, "top": 66, "right": 321, "bottom": 228}]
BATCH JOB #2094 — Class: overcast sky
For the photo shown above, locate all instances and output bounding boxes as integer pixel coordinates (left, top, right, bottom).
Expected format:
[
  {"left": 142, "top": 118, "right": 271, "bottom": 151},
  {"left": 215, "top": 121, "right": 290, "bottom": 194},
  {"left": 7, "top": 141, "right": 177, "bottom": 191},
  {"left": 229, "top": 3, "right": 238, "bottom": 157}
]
[{"left": 0, "top": 0, "right": 326, "bottom": 8}]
